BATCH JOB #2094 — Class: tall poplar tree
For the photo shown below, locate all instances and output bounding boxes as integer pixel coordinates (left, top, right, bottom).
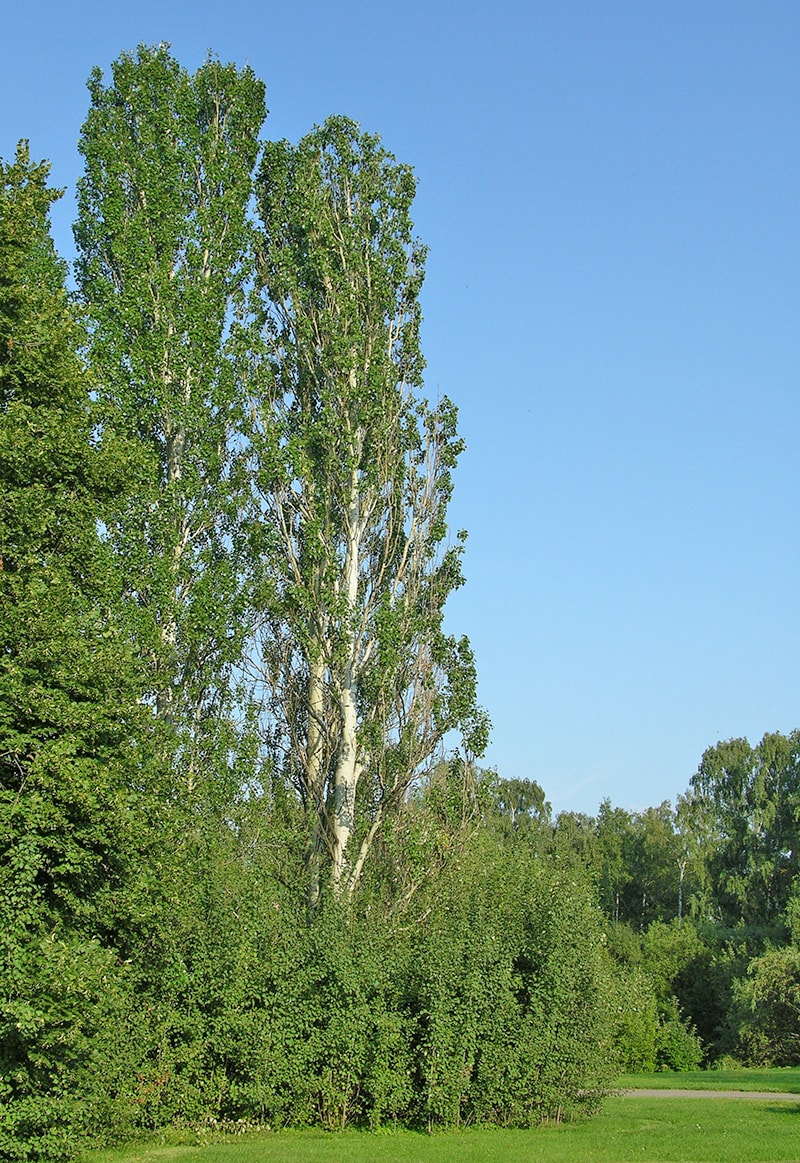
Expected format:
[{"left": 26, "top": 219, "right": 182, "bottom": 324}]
[
  {"left": 252, "top": 118, "right": 488, "bottom": 899},
  {"left": 74, "top": 45, "right": 266, "bottom": 793}
]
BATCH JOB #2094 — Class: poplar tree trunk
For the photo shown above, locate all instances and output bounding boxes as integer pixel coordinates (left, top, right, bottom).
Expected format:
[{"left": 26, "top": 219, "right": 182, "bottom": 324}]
[{"left": 331, "top": 465, "right": 362, "bottom": 893}]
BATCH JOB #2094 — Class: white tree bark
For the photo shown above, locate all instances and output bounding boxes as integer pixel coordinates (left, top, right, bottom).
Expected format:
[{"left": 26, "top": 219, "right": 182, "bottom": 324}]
[{"left": 331, "top": 459, "right": 364, "bottom": 893}]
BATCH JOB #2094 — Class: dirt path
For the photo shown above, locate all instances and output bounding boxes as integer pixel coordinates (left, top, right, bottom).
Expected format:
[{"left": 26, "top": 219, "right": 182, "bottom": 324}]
[{"left": 621, "top": 1088, "right": 800, "bottom": 1101}]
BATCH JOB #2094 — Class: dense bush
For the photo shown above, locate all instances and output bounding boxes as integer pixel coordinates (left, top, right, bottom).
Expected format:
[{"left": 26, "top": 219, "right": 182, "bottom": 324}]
[
  {"left": 609, "top": 967, "right": 659, "bottom": 1072},
  {"left": 653, "top": 999, "right": 703, "bottom": 1071},
  {"left": 0, "top": 935, "right": 130, "bottom": 1161},
  {"left": 8, "top": 830, "right": 616, "bottom": 1153},
  {"left": 733, "top": 945, "right": 800, "bottom": 1066},
  {"left": 398, "top": 843, "right": 615, "bottom": 1127}
]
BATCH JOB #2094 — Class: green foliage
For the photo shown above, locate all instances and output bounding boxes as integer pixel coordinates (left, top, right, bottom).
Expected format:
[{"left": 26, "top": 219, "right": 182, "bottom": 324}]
[
  {"left": 489, "top": 777, "right": 551, "bottom": 848},
  {"left": 733, "top": 946, "right": 800, "bottom": 1066},
  {"left": 590, "top": 801, "right": 692, "bottom": 929},
  {"left": 251, "top": 115, "right": 488, "bottom": 896},
  {"left": 0, "top": 935, "right": 133, "bottom": 1161},
  {"left": 74, "top": 44, "right": 266, "bottom": 780},
  {"left": 608, "top": 967, "right": 658, "bottom": 1072},
  {"left": 13, "top": 40, "right": 800, "bottom": 1161},
  {"left": 686, "top": 732, "right": 800, "bottom": 929},
  {"left": 652, "top": 998, "right": 703, "bottom": 1071},
  {"left": 670, "top": 933, "right": 742, "bottom": 1063},
  {"left": 53, "top": 821, "right": 614, "bottom": 1139},
  {"left": 408, "top": 841, "right": 615, "bottom": 1127},
  {"left": 0, "top": 141, "right": 149, "bottom": 1161},
  {"left": 640, "top": 921, "right": 706, "bottom": 1005},
  {"left": 550, "top": 731, "right": 800, "bottom": 1071},
  {"left": 249, "top": 904, "right": 416, "bottom": 1131},
  {"left": 604, "top": 922, "right": 704, "bottom": 1072}
]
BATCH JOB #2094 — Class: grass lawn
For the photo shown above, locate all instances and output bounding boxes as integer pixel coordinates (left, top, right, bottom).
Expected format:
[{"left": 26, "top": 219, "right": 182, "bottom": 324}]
[
  {"left": 79, "top": 1095, "right": 800, "bottom": 1163},
  {"left": 617, "top": 1067, "right": 800, "bottom": 1093}
]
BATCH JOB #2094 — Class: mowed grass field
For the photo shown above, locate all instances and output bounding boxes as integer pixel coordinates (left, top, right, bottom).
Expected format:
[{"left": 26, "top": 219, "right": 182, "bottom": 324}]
[
  {"left": 80, "top": 1075, "right": 800, "bottom": 1163},
  {"left": 618, "top": 1066, "right": 800, "bottom": 1093}
]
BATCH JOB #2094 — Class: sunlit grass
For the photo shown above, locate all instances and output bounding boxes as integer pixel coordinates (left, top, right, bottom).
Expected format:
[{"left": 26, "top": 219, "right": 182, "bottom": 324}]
[
  {"left": 617, "top": 1067, "right": 800, "bottom": 1092},
  {"left": 80, "top": 1095, "right": 800, "bottom": 1163}
]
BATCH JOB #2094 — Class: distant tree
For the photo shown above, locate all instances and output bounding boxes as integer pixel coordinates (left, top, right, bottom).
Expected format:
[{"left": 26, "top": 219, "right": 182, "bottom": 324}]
[
  {"left": 674, "top": 790, "right": 714, "bottom": 922},
  {"left": 552, "top": 810, "right": 599, "bottom": 871},
  {"left": 625, "top": 802, "right": 686, "bottom": 927},
  {"left": 686, "top": 732, "right": 800, "bottom": 928},
  {"left": 491, "top": 777, "right": 551, "bottom": 843},
  {"left": 251, "top": 117, "right": 488, "bottom": 900},
  {"left": 595, "top": 800, "right": 634, "bottom": 925}
]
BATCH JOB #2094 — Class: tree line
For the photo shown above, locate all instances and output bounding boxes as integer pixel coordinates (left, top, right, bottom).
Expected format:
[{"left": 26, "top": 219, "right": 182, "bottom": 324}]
[
  {"left": 499, "top": 729, "right": 800, "bottom": 1072},
  {"left": 1, "top": 43, "right": 798, "bottom": 1162}
]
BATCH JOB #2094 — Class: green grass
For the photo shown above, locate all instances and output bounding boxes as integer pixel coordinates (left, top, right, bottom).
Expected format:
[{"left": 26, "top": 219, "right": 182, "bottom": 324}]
[
  {"left": 617, "top": 1067, "right": 800, "bottom": 1093},
  {"left": 79, "top": 1096, "right": 800, "bottom": 1163}
]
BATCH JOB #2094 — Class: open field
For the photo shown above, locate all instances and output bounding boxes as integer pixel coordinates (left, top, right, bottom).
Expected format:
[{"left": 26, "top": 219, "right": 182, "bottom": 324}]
[
  {"left": 79, "top": 1095, "right": 800, "bottom": 1163},
  {"left": 617, "top": 1067, "right": 800, "bottom": 1093}
]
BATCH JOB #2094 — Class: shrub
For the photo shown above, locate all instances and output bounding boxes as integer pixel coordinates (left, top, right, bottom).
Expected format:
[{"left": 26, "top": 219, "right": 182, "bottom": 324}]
[
  {"left": 654, "top": 997, "right": 703, "bottom": 1071},
  {"left": 734, "top": 946, "right": 800, "bottom": 1065}
]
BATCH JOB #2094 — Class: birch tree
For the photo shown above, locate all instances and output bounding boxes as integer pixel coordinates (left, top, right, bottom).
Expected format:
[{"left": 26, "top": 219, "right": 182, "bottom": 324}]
[
  {"left": 74, "top": 45, "right": 266, "bottom": 789},
  {"left": 252, "top": 117, "right": 488, "bottom": 900},
  {"left": 687, "top": 731, "right": 800, "bottom": 927}
]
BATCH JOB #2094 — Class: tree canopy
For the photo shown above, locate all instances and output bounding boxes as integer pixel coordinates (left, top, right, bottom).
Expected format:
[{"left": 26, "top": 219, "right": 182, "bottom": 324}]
[{"left": 75, "top": 46, "right": 266, "bottom": 796}]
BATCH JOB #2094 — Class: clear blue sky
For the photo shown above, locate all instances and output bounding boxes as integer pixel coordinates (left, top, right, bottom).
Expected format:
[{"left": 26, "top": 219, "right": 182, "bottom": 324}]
[{"left": 3, "top": 1, "right": 798, "bottom": 815}]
